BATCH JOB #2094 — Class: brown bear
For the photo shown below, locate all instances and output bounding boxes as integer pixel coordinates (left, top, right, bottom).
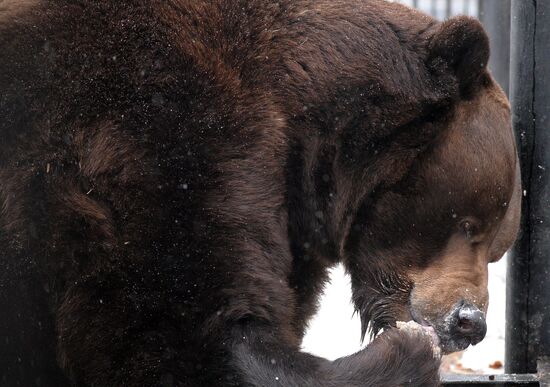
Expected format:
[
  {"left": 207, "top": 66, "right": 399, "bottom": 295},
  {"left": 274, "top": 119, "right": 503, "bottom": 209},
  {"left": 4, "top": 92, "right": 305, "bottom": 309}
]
[{"left": 0, "top": 0, "right": 520, "bottom": 386}]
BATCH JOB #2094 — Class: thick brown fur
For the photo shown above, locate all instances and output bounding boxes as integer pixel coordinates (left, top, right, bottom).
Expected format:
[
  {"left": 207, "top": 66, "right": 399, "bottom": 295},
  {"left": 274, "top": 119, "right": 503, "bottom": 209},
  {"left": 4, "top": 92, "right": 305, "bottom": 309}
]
[{"left": 0, "top": 1, "right": 519, "bottom": 386}]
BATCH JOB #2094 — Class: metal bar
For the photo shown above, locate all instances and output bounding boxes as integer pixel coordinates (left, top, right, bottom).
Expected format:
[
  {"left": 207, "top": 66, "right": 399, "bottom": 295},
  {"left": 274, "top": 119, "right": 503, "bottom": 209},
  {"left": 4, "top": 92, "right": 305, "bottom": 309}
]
[
  {"left": 529, "top": 1, "right": 550, "bottom": 369},
  {"left": 507, "top": 0, "right": 550, "bottom": 375},
  {"left": 506, "top": 0, "right": 535, "bottom": 373},
  {"left": 442, "top": 373, "right": 539, "bottom": 386},
  {"left": 538, "top": 357, "right": 550, "bottom": 387},
  {"left": 442, "top": 384, "right": 538, "bottom": 387},
  {"left": 445, "top": 0, "right": 451, "bottom": 18}
]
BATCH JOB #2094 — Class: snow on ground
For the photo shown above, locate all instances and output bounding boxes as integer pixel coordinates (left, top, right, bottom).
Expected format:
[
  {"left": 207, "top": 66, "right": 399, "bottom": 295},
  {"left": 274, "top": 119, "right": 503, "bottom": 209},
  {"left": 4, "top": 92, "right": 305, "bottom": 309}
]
[
  {"left": 301, "top": 264, "right": 365, "bottom": 360},
  {"left": 302, "top": 256, "right": 507, "bottom": 374}
]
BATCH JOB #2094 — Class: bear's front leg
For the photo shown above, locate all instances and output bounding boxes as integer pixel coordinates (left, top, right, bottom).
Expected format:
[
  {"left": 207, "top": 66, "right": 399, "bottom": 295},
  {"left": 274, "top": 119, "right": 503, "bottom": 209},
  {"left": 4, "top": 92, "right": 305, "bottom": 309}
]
[
  {"left": 332, "top": 322, "right": 441, "bottom": 387},
  {"left": 228, "top": 320, "right": 440, "bottom": 387},
  {"left": 55, "top": 281, "right": 439, "bottom": 386}
]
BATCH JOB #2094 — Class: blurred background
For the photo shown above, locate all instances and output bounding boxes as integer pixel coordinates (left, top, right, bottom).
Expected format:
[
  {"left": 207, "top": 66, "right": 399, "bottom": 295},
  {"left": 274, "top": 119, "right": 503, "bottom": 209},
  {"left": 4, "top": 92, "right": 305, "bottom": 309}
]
[{"left": 302, "top": 0, "right": 513, "bottom": 376}]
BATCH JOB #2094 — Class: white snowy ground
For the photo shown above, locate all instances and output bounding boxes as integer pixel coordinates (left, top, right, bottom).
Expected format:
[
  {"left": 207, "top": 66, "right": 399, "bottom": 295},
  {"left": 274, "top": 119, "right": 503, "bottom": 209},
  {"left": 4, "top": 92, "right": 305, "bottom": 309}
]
[{"left": 302, "top": 256, "right": 507, "bottom": 374}]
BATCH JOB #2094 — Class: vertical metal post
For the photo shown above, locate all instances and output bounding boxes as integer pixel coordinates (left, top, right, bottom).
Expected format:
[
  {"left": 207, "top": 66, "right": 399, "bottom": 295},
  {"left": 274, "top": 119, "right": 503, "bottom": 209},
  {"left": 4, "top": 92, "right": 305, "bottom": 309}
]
[
  {"left": 479, "top": 0, "right": 511, "bottom": 96},
  {"left": 507, "top": 0, "right": 550, "bottom": 375}
]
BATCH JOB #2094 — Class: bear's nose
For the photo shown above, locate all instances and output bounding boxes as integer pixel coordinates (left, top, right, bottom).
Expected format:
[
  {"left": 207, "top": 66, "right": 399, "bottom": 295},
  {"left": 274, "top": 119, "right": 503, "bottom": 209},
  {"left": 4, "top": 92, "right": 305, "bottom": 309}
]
[{"left": 451, "top": 303, "right": 487, "bottom": 345}]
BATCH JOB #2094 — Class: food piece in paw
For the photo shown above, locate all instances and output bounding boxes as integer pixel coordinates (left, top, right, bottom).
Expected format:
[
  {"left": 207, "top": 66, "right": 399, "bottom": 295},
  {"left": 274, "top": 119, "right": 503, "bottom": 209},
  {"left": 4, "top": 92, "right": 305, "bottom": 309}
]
[{"left": 396, "top": 320, "right": 441, "bottom": 359}]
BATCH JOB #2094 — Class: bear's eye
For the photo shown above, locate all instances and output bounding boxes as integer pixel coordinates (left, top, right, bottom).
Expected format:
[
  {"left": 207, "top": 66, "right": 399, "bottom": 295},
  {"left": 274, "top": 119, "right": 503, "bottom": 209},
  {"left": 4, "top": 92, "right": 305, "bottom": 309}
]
[
  {"left": 459, "top": 219, "right": 480, "bottom": 241},
  {"left": 462, "top": 221, "right": 473, "bottom": 237}
]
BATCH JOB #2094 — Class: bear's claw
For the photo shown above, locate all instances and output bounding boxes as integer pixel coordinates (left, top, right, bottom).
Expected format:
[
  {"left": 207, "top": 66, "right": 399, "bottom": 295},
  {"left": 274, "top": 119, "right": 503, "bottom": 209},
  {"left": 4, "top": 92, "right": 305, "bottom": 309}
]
[{"left": 396, "top": 320, "right": 442, "bottom": 359}]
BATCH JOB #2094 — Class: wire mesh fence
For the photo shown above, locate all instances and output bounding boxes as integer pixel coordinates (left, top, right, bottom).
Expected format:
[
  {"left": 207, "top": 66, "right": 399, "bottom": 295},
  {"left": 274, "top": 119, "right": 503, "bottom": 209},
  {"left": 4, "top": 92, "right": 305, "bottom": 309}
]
[{"left": 392, "top": 0, "right": 480, "bottom": 19}]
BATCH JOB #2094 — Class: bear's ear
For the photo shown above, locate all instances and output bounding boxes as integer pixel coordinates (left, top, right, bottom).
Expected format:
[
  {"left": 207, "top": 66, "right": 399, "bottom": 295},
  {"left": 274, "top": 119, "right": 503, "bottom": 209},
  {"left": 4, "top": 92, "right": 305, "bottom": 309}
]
[{"left": 428, "top": 16, "right": 490, "bottom": 97}]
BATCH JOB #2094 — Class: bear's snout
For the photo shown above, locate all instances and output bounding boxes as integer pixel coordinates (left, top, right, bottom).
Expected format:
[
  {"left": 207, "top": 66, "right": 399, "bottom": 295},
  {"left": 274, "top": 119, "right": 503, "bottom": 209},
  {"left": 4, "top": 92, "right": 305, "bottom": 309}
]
[
  {"left": 433, "top": 300, "right": 487, "bottom": 354},
  {"left": 451, "top": 302, "right": 487, "bottom": 345}
]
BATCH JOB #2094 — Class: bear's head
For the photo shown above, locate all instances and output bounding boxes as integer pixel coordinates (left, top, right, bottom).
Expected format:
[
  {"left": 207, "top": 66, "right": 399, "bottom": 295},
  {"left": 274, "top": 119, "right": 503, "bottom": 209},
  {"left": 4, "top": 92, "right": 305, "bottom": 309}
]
[{"left": 348, "top": 16, "right": 520, "bottom": 354}]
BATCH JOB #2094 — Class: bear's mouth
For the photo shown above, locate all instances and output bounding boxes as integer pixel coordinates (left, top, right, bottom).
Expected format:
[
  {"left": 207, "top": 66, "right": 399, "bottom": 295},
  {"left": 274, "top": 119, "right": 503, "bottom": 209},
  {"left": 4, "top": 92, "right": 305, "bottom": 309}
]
[
  {"left": 432, "top": 327, "right": 473, "bottom": 354},
  {"left": 409, "top": 311, "right": 474, "bottom": 354},
  {"left": 369, "top": 305, "right": 473, "bottom": 354}
]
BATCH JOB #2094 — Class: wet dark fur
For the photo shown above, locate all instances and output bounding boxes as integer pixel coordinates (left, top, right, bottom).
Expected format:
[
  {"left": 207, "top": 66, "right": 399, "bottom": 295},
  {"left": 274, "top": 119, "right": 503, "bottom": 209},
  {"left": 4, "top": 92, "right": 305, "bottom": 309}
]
[{"left": 0, "top": 1, "right": 492, "bottom": 386}]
